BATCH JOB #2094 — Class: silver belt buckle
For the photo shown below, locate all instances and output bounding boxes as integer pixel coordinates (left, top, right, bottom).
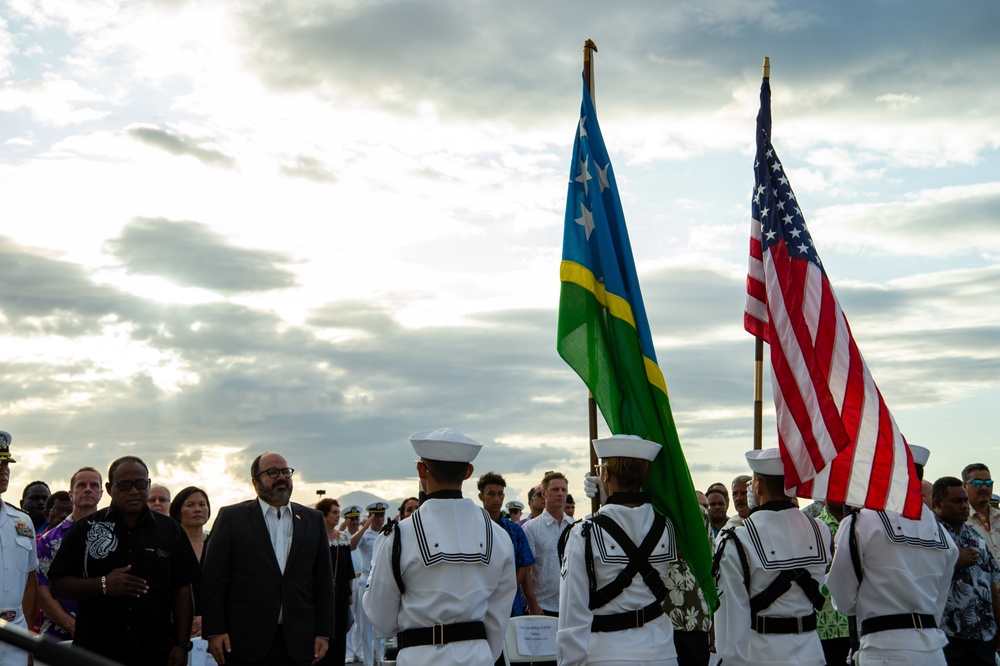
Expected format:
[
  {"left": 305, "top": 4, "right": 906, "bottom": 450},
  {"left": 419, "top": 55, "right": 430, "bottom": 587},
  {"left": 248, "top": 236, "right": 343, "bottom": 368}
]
[
  {"left": 912, "top": 613, "right": 923, "bottom": 630},
  {"left": 432, "top": 624, "right": 445, "bottom": 646},
  {"left": 796, "top": 615, "right": 803, "bottom": 633}
]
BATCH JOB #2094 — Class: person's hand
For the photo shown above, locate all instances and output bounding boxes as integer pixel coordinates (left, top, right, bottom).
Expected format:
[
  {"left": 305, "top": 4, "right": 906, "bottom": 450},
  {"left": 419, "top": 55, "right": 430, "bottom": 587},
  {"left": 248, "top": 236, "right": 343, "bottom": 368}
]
[
  {"left": 209, "top": 634, "right": 232, "bottom": 665},
  {"left": 311, "top": 636, "right": 329, "bottom": 665},
  {"left": 528, "top": 602, "right": 543, "bottom": 616},
  {"left": 105, "top": 565, "right": 148, "bottom": 597},
  {"left": 191, "top": 615, "right": 202, "bottom": 637},
  {"left": 61, "top": 616, "right": 76, "bottom": 637},
  {"left": 957, "top": 546, "right": 980, "bottom": 568}
]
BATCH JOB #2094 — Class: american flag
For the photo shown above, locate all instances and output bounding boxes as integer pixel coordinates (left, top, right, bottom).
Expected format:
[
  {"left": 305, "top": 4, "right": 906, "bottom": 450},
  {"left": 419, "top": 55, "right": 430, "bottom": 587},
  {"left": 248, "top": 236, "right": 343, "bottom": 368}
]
[{"left": 744, "top": 77, "right": 923, "bottom": 519}]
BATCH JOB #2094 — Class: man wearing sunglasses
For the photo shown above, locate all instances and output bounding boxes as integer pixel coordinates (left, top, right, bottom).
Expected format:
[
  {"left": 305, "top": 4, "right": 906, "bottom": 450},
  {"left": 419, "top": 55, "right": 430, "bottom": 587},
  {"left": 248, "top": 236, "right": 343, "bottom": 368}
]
[
  {"left": 49, "top": 455, "right": 201, "bottom": 666},
  {"left": 963, "top": 463, "right": 1000, "bottom": 564},
  {"left": 203, "top": 452, "right": 334, "bottom": 666}
]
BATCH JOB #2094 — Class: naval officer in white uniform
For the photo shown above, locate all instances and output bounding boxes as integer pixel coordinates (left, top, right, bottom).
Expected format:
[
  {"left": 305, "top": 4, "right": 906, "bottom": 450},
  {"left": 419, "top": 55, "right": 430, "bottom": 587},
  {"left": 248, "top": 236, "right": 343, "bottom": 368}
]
[
  {"left": 714, "top": 448, "right": 832, "bottom": 666},
  {"left": 557, "top": 434, "right": 679, "bottom": 666},
  {"left": 0, "top": 432, "right": 37, "bottom": 666},
  {"left": 364, "top": 428, "right": 516, "bottom": 666},
  {"left": 825, "top": 445, "right": 958, "bottom": 665}
]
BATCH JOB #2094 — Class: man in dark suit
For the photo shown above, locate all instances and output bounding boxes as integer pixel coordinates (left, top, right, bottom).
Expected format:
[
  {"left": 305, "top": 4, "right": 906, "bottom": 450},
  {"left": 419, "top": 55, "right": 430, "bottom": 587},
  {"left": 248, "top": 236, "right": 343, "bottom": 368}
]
[{"left": 203, "top": 452, "right": 335, "bottom": 666}]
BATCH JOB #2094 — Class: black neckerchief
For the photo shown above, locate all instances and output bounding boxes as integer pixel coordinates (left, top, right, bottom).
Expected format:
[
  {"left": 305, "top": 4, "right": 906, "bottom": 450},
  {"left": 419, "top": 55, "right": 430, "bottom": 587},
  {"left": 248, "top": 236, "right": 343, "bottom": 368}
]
[
  {"left": 605, "top": 492, "right": 651, "bottom": 506},
  {"left": 749, "top": 500, "right": 795, "bottom": 516},
  {"left": 424, "top": 489, "right": 463, "bottom": 500}
]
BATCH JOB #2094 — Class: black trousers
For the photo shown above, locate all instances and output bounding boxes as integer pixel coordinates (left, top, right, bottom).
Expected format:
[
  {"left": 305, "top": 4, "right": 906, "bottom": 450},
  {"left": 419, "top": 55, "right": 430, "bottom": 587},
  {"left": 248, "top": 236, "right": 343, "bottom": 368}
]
[
  {"left": 944, "top": 636, "right": 995, "bottom": 666},
  {"left": 673, "top": 630, "right": 710, "bottom": 666}
]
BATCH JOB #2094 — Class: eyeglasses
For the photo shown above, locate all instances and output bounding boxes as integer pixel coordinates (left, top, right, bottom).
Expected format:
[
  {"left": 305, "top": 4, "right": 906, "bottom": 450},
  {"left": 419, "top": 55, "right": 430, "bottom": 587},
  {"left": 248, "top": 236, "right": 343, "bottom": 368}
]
[
  {"left": 256, "top": 467, "right": 295, "bottom": 479},
  {"left": 968, "top": 479, "right": 994, "bottom": 488},
  {"left": 113, "top": 479, "right": 151, "bottom": 492}
]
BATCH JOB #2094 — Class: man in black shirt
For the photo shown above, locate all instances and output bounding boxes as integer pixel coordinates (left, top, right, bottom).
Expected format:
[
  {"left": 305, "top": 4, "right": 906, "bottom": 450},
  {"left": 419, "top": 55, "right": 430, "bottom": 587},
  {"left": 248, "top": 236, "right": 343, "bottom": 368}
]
[{"left": 49, "top": 456, "right": 200, "bottom": 666}]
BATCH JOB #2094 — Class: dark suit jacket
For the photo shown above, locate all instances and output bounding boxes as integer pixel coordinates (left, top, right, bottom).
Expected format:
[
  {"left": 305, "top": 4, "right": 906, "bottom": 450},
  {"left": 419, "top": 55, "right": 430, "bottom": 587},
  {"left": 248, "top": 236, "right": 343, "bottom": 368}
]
[{"left": 202, "top": 499, "right": 335, "bottom": 662}]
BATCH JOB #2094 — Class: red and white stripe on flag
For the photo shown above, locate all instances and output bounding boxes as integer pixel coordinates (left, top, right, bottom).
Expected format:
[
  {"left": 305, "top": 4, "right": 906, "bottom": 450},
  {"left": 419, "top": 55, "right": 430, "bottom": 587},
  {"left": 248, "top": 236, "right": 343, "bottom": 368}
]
[{"left": 744, "top": 217, "right": 923, "bottom": 519}]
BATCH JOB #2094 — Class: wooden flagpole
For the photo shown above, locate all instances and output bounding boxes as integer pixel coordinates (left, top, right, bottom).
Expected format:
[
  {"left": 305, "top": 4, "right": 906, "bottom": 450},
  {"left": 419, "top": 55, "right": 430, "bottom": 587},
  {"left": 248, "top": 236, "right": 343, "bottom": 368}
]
[
  {"left": 584, "top": 39, "right": 600, "bottom": 513},
  {"left": 754, "top": 56, "right": 769, "bottom": 451}
]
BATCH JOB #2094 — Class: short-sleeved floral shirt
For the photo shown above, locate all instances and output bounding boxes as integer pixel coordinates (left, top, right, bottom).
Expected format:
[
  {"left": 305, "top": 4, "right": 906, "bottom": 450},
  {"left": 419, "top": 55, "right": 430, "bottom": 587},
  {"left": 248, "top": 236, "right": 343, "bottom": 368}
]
[{"left": 941, "top": 521, "right": 1000, "bottom": 641}]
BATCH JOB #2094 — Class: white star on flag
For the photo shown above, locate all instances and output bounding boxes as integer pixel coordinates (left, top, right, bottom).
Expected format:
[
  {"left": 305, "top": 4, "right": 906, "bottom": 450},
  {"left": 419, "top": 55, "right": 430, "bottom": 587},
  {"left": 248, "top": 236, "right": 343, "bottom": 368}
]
[{"left": 575, "top": 202, "right": 595, "bottom": 240}]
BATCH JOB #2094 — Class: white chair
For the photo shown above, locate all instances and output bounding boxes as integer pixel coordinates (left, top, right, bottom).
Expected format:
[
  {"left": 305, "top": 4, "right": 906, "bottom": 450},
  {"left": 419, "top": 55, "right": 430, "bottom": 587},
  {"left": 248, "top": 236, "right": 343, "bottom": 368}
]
[{"left": 504, "top": 615, "right": 558, "bottom": 665}]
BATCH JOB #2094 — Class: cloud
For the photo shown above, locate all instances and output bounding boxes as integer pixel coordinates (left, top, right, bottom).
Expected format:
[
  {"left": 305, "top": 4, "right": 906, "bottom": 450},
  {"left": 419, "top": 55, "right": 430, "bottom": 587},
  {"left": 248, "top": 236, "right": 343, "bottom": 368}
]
[
  {"left": 876, "top": 93, "right": 920, "bottom": 110},
  {"left": 127, "top": 125, "right": 236, "bottom": 168},
  {"left": 810, "top": 182, "right": 1000, "bottom": 258},
  {"left": 280, "top": 154, "right": 337, "bottom": 183},
  {"left": 0, "top": 74, "right": 108, "bottom": 125},
  {"left": 107, "top": 218, "right": 298, "bottom": 294}
]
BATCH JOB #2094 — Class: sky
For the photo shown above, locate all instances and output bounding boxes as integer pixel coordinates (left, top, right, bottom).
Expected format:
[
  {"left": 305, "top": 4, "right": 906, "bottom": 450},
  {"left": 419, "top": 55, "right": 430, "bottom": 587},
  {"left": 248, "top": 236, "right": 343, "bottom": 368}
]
[{"left": 1, "top": 0, "right": 998, "bottom": 521}]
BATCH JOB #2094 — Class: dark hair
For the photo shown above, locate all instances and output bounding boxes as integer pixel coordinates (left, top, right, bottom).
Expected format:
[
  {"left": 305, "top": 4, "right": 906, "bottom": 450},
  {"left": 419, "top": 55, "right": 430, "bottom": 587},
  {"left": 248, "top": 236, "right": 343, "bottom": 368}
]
[
  {"left": 477, "top": 472, "right": 506, "bottom": 492},
  {"left": 108, "top": 456, "right": 148, "bottom": 484},
  {"left": 397, "top": 497, "right": 418, "bottom": 517},
  {"left": 169, "top": 486, "right": 211, "bottom": 522},
  {"left": 21, "top": 481, "right": 50, "bottom": 499},
  {"left": 706, "top": 482, "right": 729, "bottom": 499},
  {"left": 962, "top": 463, "right": 990, "bottom": 483},
  {"left": 21, "top": 481, "right": 52, "bottom": 500},
  {"left": 421, "top": 459, "right": 470, "bottom": 484},
  {"left": 732, "top": 475, "right": 751, "bottom": 487},
  {"left": 45, "top": 491, "right": 71, "bottom": 510},
  {"left": 933, "top": 476, "right": 964, "bottom": 501},
  {"left": 315, "top": 497, "right": 340, "bottom": 516},
  {"left": 70, "top": 466, "right": 102, "bottom": 488},
  {"left": 706, "top": 489, "right": 728, "bottom": 504},
  {"left": 914, "top": 464, "right": 924, "bottom": 482},
  {"left": 251, "top": 453, "right": 264, "bottom": 478},
  {"left": 566, "top": 495, "right": 575, "bottom": 505},
  {"left": 755, "top": 473, "right": 786, "bottom": 500}
]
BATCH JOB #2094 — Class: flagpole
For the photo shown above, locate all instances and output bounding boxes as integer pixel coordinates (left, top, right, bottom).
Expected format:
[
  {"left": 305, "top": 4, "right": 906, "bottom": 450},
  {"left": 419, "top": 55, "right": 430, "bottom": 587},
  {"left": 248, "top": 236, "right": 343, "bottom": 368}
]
[
  {"left": 584, "top": 38, "right": 600, "bottom": 513},
  {"left": 753, "top": 56, "right": 769, "bottom": 451}
]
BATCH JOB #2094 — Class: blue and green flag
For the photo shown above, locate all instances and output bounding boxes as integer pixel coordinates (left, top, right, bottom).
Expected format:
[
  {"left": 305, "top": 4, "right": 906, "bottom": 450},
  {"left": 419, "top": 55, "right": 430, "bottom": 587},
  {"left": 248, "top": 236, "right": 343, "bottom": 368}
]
[{"left": 557, "top": 79, "right": 717, "bottom": 609}]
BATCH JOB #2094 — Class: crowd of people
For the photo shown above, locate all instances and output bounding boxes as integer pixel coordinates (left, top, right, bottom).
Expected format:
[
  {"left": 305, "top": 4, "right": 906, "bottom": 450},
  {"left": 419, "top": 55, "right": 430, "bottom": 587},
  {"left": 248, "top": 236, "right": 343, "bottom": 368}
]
[{"left": 0, "top": 425, "right": 998, "bottom": 666}]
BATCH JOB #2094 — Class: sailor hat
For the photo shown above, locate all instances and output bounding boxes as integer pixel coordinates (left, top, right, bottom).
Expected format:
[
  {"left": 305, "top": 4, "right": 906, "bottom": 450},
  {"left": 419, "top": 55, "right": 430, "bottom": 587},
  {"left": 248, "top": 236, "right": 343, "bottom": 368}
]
[
  {"left": 909, "top": 445, "right": 930, "bottom": 467},
  {"left": 409, "top": 427, "right": 482, "bottom": 463},
  {"left": 342, "top": 505, "right": 361, "bottom": 519},
  {"left": 506, "top": 500, "right": 524, "bottom": 511},
  {"left": 366, "top": 501, "right": 389, "bottom": 514},
  {"left": 592, "top": 434, "right": 661, "bottom": 462},
  {"left": 745, "top": 448, "right": 784, "bottom": 476},
  {"left": 0, "top": 431, "right": 14, "bottom": 463}
]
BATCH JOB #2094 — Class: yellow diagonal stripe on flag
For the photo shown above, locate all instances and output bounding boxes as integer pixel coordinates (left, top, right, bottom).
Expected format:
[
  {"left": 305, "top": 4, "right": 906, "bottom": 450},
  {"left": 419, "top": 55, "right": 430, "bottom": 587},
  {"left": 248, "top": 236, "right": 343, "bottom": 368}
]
[{"left": 560, "top": 260, "right": 669, "bottom": 397}]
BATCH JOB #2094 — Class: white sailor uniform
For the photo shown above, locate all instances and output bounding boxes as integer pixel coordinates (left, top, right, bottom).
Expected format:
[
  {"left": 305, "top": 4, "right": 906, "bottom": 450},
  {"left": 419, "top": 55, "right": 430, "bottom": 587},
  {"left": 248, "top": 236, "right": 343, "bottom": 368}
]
[
  {"left": 825, "top": 505, "right": 958, "bottom": 665},
  {"left": 715, "top": 503, "right": 832, "bottom": 666},
  {"left": 357, "top": 527, "right": 383, "bottom": 665},
  {"left": 0, "top": 500, "right": 36, "bottom": 666},
  {"left": 363, "top": 496, "right": 516, "bottom": 666},
  {"left": 347, "top": 538, "right": 364, "bottom": 661},
  {"left": 557, "top": 501, "right": 678, "bottom": 666}
]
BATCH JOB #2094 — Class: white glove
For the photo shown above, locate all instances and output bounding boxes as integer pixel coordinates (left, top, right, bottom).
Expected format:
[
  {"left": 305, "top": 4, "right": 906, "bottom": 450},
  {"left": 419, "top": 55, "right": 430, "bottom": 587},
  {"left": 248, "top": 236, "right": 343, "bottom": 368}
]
[{"left": 583, "top": 472, "right": 607, "bottom": 505}]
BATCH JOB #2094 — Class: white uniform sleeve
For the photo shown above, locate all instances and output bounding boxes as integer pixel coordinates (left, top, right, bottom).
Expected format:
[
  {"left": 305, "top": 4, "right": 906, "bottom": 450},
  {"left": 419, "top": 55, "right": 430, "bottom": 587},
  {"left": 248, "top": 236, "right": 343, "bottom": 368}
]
[
  {"left": 715, "top": 533, "right": 751, "bottom": 666},
  {"left": 825, "top": 513, "right": 859, "bottom": 616},
  {"left": 362, "top": 530, "right": 401, "bottom": 639},
  {"left": 556, "top": 523, "right": 591, "bottom": 666},
  {"left": 935, "top": 528, "right": 959, "bottom": 624},
  {"left": 485, "top": 531, "right": 517, "bottom": 661}
]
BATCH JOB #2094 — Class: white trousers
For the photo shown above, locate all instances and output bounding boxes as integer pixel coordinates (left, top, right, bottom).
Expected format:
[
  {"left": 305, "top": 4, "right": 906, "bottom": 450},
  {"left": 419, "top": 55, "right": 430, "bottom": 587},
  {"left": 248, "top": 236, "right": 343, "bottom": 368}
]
[
  {"left": 856, "top": 647, "right": 946, "bottom": 666},
  {"left": 358, "top": 575, "right": 385, "bottom": 666}
]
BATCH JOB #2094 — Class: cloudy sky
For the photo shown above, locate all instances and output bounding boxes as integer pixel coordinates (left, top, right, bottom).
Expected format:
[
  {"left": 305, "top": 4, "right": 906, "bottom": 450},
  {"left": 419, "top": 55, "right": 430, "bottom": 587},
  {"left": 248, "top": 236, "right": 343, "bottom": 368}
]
[{"left": 1, "top": 0, "right": 998, "bottom": 517}]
